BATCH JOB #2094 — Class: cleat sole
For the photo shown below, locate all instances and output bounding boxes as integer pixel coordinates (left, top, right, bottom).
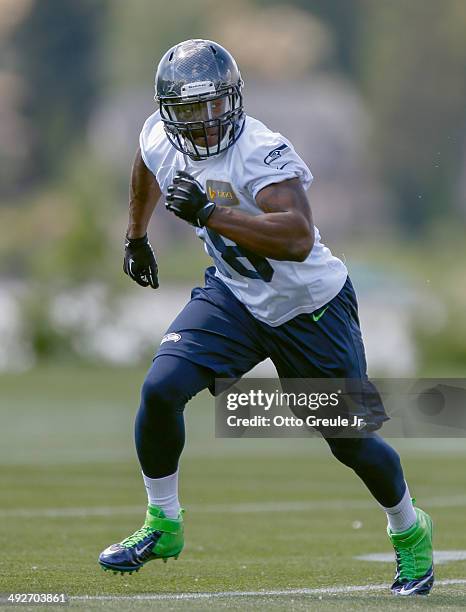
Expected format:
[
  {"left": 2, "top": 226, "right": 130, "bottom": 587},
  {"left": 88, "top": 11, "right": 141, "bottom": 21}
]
[{"left": 99, "top": 562, "right": 143, "bottom": 574}]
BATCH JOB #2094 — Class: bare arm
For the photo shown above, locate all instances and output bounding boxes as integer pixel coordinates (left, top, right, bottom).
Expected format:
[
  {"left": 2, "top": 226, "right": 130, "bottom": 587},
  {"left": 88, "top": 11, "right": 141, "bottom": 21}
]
[
  {"left": 126, "top": 147, "right": 161, "bottom": 239},
  {"left": 206, "top": 178, "right": 314, "bottom": 262}
]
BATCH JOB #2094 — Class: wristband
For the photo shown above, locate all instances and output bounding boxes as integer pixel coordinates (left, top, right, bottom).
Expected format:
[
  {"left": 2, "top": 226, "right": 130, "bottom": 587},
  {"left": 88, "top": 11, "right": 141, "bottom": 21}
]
[
  {"left": 125, "top": 234, "right": 148, "bottom": 247},
  {"left": 197, "top": 202, "right": 216, "bottom": 227}
]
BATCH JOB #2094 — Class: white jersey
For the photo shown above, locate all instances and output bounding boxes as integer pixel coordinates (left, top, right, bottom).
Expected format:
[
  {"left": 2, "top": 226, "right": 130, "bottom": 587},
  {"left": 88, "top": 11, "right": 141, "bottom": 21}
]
[{"left": 140, "top": 111, "right": 348, "bottom": 326}]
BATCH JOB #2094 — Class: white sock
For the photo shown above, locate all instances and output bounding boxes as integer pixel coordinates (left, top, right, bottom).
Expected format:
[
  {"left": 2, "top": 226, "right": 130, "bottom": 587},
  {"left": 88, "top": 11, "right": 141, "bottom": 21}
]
[
  {"left": 142, "top": 469, "right": 180, "bottom": 519},
  {"left": 382, "top": 482, "right": 417, "bottom": 533}
]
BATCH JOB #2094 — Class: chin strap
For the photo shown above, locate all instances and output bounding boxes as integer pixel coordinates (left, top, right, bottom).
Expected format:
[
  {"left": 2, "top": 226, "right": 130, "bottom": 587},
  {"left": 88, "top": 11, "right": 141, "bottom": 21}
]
[{"left": 185, "top": 124, "right": 232, "bottom": 158}]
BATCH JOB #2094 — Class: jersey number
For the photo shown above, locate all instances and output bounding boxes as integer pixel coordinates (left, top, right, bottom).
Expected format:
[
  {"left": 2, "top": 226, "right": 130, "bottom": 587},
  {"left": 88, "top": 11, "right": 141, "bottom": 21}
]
[{"left": 206, "top": 229, "right": 274, "bottom": 282}]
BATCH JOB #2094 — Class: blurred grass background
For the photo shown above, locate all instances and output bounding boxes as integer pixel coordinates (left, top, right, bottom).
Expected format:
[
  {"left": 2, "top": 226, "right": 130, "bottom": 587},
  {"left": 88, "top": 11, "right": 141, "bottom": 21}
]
[{"left": 0, "top": 366, "right": 465, "bottom": 607}]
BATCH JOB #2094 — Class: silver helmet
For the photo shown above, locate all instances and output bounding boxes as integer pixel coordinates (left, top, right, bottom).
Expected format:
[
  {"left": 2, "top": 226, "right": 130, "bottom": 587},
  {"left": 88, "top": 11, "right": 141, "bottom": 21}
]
[{"left": 155, "top": 39, "right": 245, "bottom": 160}]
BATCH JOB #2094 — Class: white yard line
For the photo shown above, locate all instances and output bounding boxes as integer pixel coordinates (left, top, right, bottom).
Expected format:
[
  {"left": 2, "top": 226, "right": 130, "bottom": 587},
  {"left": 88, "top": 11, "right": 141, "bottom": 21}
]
[
  {"left": 71, "top": 579, "right": 466, "bottom": 601},
  {"left": 1, "top": 494, "right": 466, "bottom": 519}
]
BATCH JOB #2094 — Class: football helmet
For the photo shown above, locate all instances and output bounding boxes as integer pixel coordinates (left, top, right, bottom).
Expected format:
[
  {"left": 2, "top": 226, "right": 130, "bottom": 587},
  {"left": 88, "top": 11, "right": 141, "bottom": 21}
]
[{"left": 155, "top": 39, "right": 245, "bottom": 159}]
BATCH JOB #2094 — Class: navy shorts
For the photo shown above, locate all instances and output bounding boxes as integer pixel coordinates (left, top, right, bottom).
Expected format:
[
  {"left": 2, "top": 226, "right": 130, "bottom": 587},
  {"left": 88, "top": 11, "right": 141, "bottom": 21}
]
[{"left": 155, "top": 267, "right": 387, "bottom": 430}]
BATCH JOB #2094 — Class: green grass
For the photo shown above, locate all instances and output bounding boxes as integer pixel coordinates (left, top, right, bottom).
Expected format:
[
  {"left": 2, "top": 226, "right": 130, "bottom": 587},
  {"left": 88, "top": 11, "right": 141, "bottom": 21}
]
[{"left": 1, "top": 366, "right": 466, "bottom": 610}]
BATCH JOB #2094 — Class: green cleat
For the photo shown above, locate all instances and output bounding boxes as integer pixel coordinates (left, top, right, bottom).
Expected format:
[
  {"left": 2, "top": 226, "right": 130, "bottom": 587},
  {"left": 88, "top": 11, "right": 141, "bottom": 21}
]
[
  {"left": 388, "top": 505, "right": 434, "bottom": 595},
  {"left": 99, "top": 505, "right": 184, "bottom": 573}
]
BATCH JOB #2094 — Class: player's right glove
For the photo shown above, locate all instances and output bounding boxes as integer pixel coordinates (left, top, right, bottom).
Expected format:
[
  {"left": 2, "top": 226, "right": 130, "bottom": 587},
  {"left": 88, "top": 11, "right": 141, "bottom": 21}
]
[
  {"left": 123, "top": 234, "right": 159, "bottom": 289},
  {"left": 165, "top": 171, "right": 216, "bottom": 227}
]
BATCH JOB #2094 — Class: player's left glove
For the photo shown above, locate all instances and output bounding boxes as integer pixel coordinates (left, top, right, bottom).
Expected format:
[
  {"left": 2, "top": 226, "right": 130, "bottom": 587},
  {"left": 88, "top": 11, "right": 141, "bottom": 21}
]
[{"left": 165, "top": 170, "right": 216, "bottom": 227}]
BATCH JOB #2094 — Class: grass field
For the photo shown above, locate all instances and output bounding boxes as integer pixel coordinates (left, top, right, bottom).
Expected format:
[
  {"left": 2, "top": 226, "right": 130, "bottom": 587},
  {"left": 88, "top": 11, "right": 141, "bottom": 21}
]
[{"left": 1, "top": 366, "right": 465, "bottom": 611}]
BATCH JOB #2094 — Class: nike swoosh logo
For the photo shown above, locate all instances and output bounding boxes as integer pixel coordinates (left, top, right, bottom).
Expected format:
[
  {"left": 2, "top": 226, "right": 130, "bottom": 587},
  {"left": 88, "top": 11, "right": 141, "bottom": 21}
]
[
  {"left": 135, "top": 541, "right": 153, "bottom": 557},
  {"left": 312, "top": 306, "right": 329, "bottom": 322},
  {"left": 398, "top": 570, "right": 434, "bottom": 595}
]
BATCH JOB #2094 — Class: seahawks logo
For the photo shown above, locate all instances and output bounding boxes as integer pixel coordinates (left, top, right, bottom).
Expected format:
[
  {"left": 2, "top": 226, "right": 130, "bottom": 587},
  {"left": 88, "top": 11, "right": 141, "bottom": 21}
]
[
  {"left": 161, "top": 332, "right": 182, "bottom": 344},
  {"left": 264, "top": 144, "right": 290, "bottom": 169}
]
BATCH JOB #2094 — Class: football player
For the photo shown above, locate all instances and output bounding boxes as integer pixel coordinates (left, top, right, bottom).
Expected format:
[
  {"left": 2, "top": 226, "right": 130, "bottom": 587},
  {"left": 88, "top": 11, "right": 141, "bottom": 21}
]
[{"left": 99, "top": 39, "right": 434, "bottom": 595}]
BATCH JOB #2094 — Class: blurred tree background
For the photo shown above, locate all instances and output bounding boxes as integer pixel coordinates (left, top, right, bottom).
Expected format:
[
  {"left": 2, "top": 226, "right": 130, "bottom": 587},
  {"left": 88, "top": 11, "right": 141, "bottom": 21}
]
[{"left": 0, "top": 0, "right": 465, "bottom": 373}]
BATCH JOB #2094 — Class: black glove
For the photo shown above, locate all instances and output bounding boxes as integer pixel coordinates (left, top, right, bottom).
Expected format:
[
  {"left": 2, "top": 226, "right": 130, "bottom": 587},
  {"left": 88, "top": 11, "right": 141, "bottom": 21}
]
[
  {"left": 165, "top": 170, "right": 216, "bottom": 227},
  {"left": 123, "top": 234, "right": 159, "bottom": 288}
]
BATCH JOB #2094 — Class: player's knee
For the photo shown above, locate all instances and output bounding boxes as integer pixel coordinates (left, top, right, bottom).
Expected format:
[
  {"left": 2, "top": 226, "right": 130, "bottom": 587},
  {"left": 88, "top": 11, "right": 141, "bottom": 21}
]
[
  {"left": 327, "top": 438, "right": 363, "bottom": 469},
  {"left": 139, "top": 355, "right": 212, "bottom": 418},
  {"left": 328, "top": 436, "right": 401, "bottom": 473},
  {"left": 141, "top": 372, "right": 180, "bottom": 413}
]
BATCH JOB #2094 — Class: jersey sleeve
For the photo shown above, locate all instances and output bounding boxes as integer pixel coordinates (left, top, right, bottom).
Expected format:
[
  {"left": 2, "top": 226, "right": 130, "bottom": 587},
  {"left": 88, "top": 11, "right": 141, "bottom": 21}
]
[
  {"left": 241, "top": 128, "right": 313, "bottom": 200},
  {"left": 139, "top": 110, "right": 169, "bottom": 176}
]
